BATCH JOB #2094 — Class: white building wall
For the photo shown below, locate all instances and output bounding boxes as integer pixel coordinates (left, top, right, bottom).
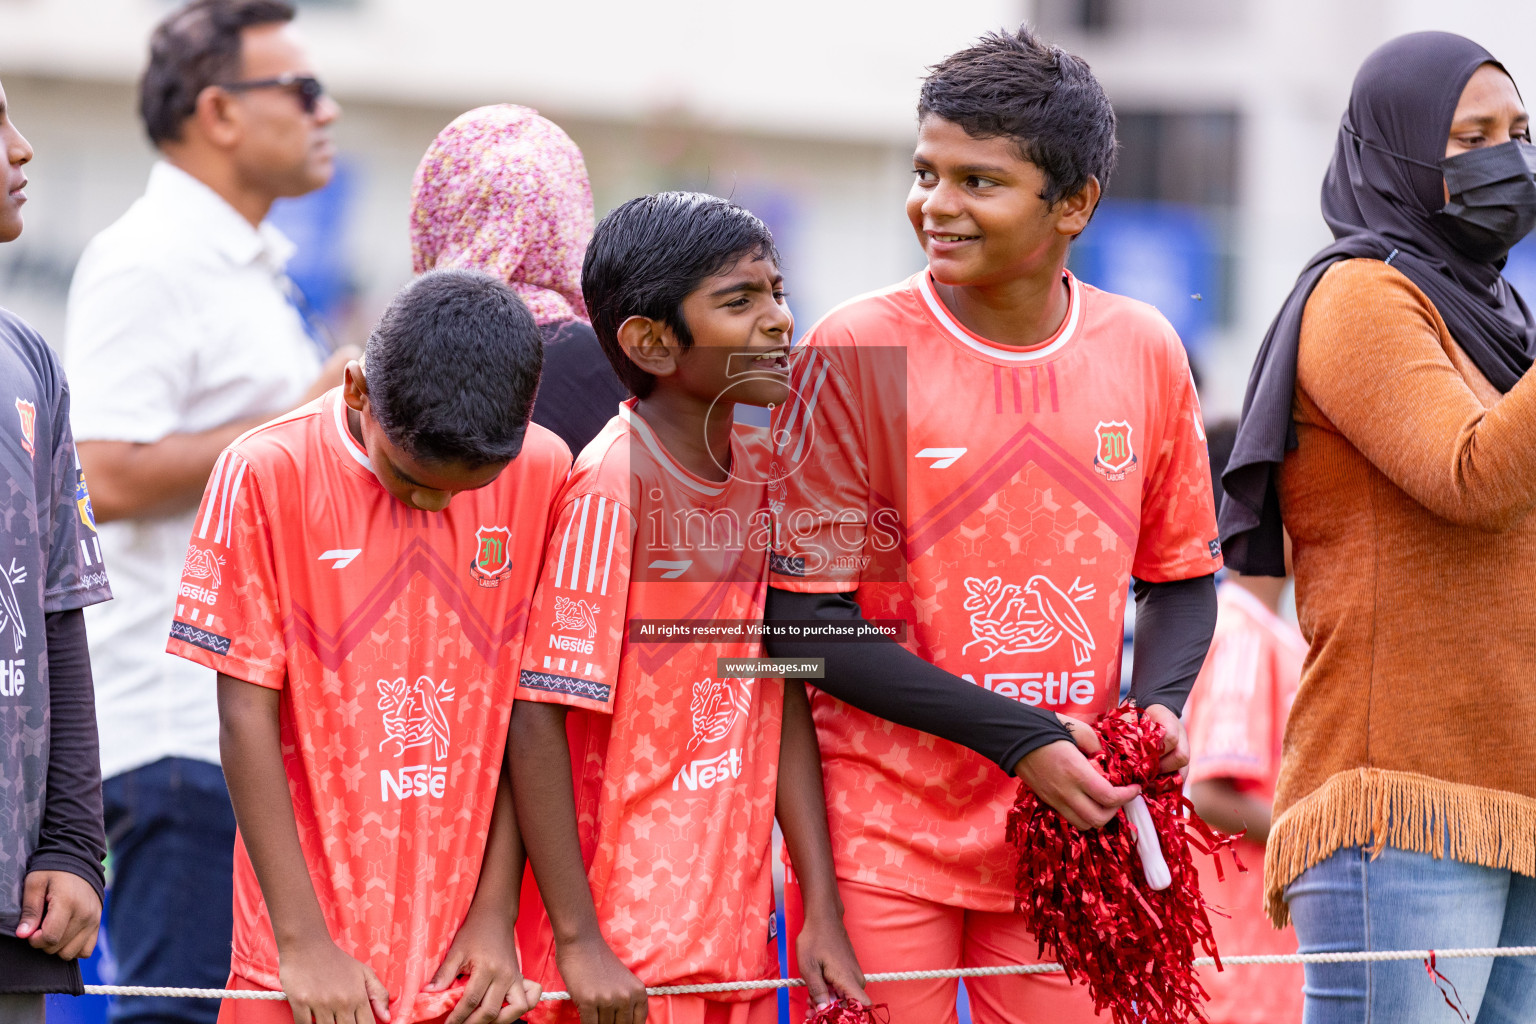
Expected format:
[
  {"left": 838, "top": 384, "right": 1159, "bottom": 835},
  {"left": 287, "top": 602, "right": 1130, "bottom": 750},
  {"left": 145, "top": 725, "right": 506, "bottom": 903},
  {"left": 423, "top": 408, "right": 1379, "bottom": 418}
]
[
  {"left": 2, "top": 0, "right": 1535, "bottom": 410},
  {"left": 1055, "top": 0, "right": 1536, "bottom": 413},
  {"left": 0, "top": 0, "right": 1033, "bottom": 344}
]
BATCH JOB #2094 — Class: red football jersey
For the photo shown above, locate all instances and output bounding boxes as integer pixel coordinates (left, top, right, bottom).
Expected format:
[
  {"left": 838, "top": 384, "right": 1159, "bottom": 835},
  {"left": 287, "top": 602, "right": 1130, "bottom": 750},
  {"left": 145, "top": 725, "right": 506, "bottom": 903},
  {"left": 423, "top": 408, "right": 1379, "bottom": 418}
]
[
  {"left": 769, "top": 270, "right": 1220, "bottom": 910},
  {"left": 166, "top": 391, "right": 569, "bottom": 1022},
  {"left": 516, "top": 402, "right": 784, "bottom": 1003}
]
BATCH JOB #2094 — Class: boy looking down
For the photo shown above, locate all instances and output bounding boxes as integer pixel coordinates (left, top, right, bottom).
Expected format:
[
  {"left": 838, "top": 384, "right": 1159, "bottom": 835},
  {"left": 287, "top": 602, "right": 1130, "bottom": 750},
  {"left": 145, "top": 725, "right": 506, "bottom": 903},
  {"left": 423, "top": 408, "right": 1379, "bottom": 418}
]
[
  {"left": 510, "top": 192, "right": 866, "bottom": 1024},
  {"left": 167, "top": 270, "right": 570, "bottom": 1024},
  {"left": 766, "top": 26, "right": 1220, "bottom": 1023}
]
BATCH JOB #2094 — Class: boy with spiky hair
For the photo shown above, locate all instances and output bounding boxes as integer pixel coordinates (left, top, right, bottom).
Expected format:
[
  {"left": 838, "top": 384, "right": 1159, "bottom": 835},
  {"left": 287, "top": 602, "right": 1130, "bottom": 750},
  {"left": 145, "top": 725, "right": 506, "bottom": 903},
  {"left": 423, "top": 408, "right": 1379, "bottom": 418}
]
[
  {"left": 766, "top": 26, "right": 1220, "bottom": 1023},
  {"left": 510, "top": 192, "right": 866, "bottom": 1024},
  {"left": 167, "top": 269, "right": 569, "bottom": 1024}
]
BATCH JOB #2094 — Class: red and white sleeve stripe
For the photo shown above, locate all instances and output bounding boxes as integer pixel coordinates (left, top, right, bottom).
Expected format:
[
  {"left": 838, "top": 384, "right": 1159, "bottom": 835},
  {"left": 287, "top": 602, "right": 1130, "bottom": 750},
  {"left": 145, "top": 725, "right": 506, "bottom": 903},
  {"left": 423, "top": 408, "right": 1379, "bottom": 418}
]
[
  {"left": 196, "top": 450, "right": 250, "bottom": 544},
  {"left": 552, "top": 494, "right": 626, "bottom": 597}
]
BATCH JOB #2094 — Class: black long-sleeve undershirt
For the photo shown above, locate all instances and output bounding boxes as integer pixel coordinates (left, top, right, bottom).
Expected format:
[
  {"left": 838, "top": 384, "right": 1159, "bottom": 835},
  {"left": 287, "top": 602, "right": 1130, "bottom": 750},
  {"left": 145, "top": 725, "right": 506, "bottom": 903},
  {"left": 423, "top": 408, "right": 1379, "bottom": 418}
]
[
  {"left": 1, "top": 610, "right": 105, "bottom": 993},
  {"left": 764, "top": 574, "right": 1216, "bottom": 773},
  {"left": 27, "top": 609, "right": 106, "bottom": 903},
  {"left": 1126, "top": 574, "right": 1219, "bottom": 713}
]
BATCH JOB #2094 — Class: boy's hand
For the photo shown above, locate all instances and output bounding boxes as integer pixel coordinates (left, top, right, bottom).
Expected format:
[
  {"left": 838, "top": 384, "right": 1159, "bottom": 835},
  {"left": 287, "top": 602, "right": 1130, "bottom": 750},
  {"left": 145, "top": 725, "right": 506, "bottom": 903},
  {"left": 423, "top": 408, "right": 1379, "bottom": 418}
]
[
  {"left": 1058, "top": 707, "right": 1187, "bottom": 775},
  {"left": 1054, "top": 712, "right": 1101, "bottom": 756},
  {"left": 795, "top": 913, "right": 870, "bottom": 1014},
  {"left": 1140, "top": 703, "right": 1189, "bottom": 776},
  {"left": 15, "top": 870, "right": 100, "bottom": 959},
  {"left": 1014, "top": 739, "right": 1140, "bottom": 831},
  {"left": 278, "top": 937, "right": 391, "bottom": 1024},
  {"left": 555, "top": 936, "right": 648, "bottom": 1024},
  {"left": 429, "top": 904, "right": 540, "bottom": 1024}
]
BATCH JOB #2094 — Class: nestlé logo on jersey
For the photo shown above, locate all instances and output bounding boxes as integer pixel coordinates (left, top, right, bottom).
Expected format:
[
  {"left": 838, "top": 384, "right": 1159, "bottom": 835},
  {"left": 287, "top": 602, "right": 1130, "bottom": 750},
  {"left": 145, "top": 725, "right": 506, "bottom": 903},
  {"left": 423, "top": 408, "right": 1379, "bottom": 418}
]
[
  {"left": 180, "top": 547, "right": 224, "bottom": 605},
  {"left": 959, "top": 574, "right": 1101, "bottom": 709},
  {"left": 961, "top": 669, "right": 1098, "bottom": 707},
  {"left": 0, "top": 559, "right": 28, "bottom": 696},
  {"left": 672, "top": 676, "right": 752, "bottom": 792},
  {"left": 377, "top": 674, "right": 455, "bottom": 801},
  {"left": 1092, "top": 420, "right": 1137, "bottom": 481},
  {"left": 688, "top": 676, "right": 749, "bottom": 750},
  {"left": 962, "top": 574, "right": 1096, "bottom": 666},
  {"left": 470, "top": 525, "right": 512, "bottom": 588},
  {"left": 551, "top": 595, "right": 598, "bottom": 654},
  {"left": 673, "top": 748, "right": 743, "bottom": 792}
]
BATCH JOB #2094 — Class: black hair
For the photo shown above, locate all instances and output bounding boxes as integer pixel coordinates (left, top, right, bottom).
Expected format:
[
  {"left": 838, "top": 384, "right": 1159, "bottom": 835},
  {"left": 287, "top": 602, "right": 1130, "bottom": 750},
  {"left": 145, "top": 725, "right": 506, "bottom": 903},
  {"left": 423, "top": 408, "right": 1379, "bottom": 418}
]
[
  {"left": 139, "top": 0, "right": 296, "bottom": 147},
  {"left": 919, "top": 24, "right": 1117, "bottom": 204},
  {"left": 1204, "top": 417, "right": 1239, "bottom": 520},
  {"left": 365, "top": 269, "right": 543, "bottom": 466},
  {"left": 582, "top": 191, "right": 780, "bottom": 399}
]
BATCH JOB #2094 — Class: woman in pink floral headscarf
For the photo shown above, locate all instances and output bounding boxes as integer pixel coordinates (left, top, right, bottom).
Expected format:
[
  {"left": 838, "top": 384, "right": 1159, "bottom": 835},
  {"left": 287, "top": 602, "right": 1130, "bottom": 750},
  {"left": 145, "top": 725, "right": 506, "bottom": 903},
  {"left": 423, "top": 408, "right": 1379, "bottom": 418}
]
[{"left": 411, "top": 104, "right": 627, "bottom": 454}]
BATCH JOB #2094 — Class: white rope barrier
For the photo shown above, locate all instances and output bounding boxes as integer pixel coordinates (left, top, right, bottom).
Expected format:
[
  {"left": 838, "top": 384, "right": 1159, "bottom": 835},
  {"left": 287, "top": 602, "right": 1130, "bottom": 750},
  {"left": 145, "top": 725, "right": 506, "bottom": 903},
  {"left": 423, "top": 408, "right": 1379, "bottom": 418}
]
[{"left": 76, "top": 946, "right": 1536, "bottom": 1001}]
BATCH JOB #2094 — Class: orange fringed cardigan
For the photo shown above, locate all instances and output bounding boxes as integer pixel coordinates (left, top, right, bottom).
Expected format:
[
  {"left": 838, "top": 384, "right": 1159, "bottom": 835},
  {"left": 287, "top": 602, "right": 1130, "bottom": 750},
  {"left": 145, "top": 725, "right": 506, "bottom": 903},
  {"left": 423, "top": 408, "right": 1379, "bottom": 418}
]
[{"left": 1267, "top": 258, "right": 1536, "bottom": 924}]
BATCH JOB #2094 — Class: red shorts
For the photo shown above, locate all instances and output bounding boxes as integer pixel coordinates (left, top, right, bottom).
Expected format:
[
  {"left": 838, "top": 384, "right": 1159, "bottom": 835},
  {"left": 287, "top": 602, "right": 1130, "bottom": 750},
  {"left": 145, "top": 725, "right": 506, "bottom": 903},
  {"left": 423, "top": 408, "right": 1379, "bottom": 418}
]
[{"left": 785, "top": 873, "right": 1105, "bottom": 1024}]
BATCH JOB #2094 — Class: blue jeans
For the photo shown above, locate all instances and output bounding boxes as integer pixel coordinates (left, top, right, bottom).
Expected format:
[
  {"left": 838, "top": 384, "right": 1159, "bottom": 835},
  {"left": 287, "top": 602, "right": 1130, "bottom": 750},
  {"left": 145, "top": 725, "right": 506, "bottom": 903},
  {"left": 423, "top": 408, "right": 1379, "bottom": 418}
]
[
  {"left": 1287, "top": 844, "right": 1536, "bottom": 1023},
  {"left": 102, "top": 758, "right": 236, "bottom": 1024}
]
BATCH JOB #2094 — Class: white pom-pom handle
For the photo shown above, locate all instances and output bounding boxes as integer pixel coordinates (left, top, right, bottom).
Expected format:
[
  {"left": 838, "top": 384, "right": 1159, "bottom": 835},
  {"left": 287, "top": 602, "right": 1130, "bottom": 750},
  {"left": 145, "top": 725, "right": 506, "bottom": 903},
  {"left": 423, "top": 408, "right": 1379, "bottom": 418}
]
[{"left": 1125, "top": 795, "right": 1172, "bottom": 890}]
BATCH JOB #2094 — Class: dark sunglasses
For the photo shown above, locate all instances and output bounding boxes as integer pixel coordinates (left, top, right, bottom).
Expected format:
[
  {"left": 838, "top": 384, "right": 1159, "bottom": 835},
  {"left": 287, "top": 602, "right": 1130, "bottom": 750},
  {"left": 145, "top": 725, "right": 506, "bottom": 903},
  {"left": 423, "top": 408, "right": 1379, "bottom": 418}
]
[{"left": 218, "top": 73, "right": 326, "bottom": 115}]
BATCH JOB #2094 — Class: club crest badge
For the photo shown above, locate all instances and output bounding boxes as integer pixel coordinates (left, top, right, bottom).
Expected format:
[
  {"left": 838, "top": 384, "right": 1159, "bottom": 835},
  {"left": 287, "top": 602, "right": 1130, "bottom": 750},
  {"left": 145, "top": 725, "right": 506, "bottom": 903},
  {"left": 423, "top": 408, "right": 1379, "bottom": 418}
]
[
  {"left": 15, "top": 399, "right": 35, "bottom": 458},
  {"left": 1092, "top": 420, "right": 1137, "bottom": 481},
  {"left": 75, "top": 471, "right": 97, "bottom": 533},
  {"left": 470, "top": 525, "right": 513, "bottom": 587}
]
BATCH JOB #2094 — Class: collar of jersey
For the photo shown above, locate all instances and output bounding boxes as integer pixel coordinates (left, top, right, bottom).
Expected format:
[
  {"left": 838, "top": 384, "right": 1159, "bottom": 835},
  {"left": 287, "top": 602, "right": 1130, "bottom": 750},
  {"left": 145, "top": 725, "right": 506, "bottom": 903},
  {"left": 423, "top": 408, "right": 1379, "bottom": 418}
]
[
  {"left": 328, "top": 389, "right": 378, "bottom": 478},
  {"left": 618, "top": 400, "right": 729, "bottom": 497},
  {"left": 915, "top": 270, "right": 1081, "bottom": 364}
]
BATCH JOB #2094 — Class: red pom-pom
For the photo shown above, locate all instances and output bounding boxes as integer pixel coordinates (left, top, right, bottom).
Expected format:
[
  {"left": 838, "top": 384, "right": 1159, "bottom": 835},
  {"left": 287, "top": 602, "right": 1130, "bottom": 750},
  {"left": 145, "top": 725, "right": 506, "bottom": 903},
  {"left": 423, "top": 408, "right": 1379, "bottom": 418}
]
[
  {"left": 804, "top": 998, "right": 888, "bottom": 1023},
  {"left": 1006, "top": 707, "right": 1243, "bottom": 1024}
]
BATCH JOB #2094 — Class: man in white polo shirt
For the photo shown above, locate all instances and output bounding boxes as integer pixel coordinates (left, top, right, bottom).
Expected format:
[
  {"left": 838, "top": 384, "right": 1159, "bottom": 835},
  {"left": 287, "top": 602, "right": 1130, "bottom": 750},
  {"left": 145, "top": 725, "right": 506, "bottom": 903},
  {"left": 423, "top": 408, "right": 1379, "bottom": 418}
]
[{"left": 62, "top": 3, "right": 353, "bottom": 1021}]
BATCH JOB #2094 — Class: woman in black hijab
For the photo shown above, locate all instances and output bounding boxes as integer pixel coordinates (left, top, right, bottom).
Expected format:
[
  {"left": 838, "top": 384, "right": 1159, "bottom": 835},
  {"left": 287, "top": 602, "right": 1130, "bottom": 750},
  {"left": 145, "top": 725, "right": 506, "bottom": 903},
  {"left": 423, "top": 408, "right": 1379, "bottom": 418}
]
[
  {"left": 1219, "top": 32, "right": 1536, "bottom": 1023},
  {"left": 1222, "top": 33, "right": 1536, "bottom": 569}
]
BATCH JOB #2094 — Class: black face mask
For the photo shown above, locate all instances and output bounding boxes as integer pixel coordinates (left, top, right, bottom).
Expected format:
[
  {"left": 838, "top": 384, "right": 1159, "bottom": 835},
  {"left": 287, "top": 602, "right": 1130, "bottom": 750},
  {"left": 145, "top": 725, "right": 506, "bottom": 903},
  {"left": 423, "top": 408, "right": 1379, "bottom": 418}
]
[{"left": 1438, "top": 140, "right": 1536, "bottom": 263}]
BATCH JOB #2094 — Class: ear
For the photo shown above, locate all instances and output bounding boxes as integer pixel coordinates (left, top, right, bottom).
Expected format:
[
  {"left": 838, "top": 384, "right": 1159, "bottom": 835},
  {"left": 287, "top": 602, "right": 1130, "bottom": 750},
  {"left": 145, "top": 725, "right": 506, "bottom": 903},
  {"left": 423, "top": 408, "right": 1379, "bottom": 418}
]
[
  {"left": 616, "top": 315, "right": 679, "bottom": 380},
  {"left": 189, "top": 85, "right": 243, "bottom": 150},
  {"left": 342, "top": 360, "right": 368, "bottom": 412},
  {"left": 1053, "top": 176, "right": 1102, "bottom": 239}
]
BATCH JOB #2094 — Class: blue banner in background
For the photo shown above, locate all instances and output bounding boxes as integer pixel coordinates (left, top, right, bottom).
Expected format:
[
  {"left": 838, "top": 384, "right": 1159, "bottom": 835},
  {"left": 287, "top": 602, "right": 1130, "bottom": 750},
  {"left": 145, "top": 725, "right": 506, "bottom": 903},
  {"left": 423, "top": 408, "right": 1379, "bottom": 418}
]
[
  {"left": 267, "top": 159, "right": 358, "bottom": 330},
  {"left": 1069, "top": 199, "right": 1222, "bottom": 358},
  {"left": 1505, "top": 236, "right": 1536, "bottom": 304}
]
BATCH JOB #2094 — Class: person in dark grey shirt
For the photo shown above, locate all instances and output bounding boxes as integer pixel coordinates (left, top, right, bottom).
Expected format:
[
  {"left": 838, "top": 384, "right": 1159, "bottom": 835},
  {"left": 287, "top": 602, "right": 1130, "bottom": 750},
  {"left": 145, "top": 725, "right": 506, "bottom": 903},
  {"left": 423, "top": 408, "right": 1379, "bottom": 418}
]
[{"left": 0, "top": 79, "right": 114, "bottom": 1022}]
